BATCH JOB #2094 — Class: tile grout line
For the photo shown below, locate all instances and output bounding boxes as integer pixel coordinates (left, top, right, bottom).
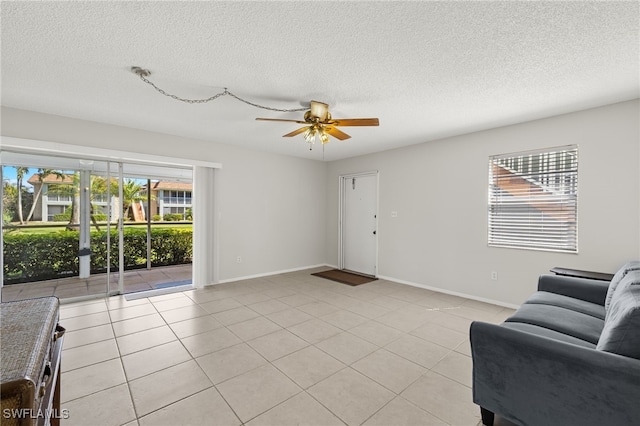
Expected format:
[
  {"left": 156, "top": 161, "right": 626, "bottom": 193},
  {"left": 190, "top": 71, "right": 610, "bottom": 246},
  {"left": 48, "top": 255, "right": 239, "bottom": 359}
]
[
  {"left": 110, "top": 296, "right": 154, "bottom": 424},
  {"left": 58, "top": 270, "right": 486, "bottom": 425},
  {"left": 139, "top": 291, "right": 248, "bottom": 424}
]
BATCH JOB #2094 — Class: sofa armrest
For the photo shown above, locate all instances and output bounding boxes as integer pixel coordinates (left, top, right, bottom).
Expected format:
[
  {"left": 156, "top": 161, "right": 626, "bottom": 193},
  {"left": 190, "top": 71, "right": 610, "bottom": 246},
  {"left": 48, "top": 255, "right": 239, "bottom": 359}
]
[
  {"left": 549, "top": 267, "right": 614, "bottom": 281},
  {"left": 470, "top": 321, "right": 640, "bottom": 426},
  {"left": 537, "top": 274, "right": 609, "bottom": 305}
]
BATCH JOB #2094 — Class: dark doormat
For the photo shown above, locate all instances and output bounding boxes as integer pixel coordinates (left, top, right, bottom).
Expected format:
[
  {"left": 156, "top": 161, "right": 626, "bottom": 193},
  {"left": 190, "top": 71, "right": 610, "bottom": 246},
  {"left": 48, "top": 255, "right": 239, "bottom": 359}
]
[{"left": 312, "top": 269, "right": 378, "bottom": 286}]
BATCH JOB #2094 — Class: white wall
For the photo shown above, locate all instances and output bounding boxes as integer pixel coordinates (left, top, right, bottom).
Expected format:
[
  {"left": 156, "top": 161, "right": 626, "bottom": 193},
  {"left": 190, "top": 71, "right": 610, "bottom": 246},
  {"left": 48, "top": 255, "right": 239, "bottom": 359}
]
[
  {"left": 3, "top": 100, "right": 638, "bottom": 305},
  {"left": 326, "top": 100, "right": 640, "bottom": 306},
  {"left": 1, "top": 107, "right": 327, "bottom": 282}
]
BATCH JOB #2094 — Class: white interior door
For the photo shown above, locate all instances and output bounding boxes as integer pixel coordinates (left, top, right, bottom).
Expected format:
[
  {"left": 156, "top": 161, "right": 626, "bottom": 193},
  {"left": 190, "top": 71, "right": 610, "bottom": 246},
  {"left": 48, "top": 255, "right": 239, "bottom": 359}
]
[{"left": 341, "top": 173, "right": 377, "bottom": 276}]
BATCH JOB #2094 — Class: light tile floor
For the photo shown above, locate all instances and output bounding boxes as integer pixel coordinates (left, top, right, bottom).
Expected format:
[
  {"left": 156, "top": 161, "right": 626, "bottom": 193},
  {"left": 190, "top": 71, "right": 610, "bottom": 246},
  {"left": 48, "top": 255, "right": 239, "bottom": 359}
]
[{"left": 58, "top": 267, "right": 518, "bottom": 426}]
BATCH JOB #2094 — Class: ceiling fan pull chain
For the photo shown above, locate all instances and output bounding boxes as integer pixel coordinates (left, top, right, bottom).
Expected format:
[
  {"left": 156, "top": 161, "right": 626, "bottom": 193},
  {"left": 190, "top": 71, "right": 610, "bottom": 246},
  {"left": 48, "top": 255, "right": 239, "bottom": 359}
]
[{"left": 132, "top": 66, "right": 306, "bottom": 112}]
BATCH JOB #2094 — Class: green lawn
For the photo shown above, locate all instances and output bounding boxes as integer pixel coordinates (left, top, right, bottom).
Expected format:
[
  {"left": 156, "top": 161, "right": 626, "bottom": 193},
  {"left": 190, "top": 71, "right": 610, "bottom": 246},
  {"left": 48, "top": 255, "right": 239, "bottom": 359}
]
[{"left": 4, "top": 222, "right": 192, "bottom": 234}]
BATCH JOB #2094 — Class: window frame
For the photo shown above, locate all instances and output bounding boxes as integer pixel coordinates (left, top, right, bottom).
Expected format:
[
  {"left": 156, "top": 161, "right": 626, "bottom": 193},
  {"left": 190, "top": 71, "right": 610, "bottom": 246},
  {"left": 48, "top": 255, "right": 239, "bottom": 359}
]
[{"left": 487, "top": 145, "right": 579, "bottom": 253}]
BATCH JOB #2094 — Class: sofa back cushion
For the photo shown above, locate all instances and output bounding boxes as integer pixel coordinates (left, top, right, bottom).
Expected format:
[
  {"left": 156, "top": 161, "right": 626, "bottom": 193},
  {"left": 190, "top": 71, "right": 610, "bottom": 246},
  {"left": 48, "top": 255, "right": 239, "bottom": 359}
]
[
  {"left": 605, "top": 261, "right": 640, "bottom": 315},
  {"left": 596, "top": 270, "right": 640, "bottom": 359}
]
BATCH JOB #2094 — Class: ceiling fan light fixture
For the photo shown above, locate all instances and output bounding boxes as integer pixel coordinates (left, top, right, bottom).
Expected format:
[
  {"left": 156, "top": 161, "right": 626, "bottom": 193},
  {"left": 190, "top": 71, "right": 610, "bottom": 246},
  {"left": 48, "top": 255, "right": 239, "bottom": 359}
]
[
  {"left": 304, "top": 127, "right": 316, "bottom": 145},
  {"left": 302, "top": 125, "right": 331, "bottom": 150},
  {"left": 319, "top": 131, "right": 330, "bottom": 145}
]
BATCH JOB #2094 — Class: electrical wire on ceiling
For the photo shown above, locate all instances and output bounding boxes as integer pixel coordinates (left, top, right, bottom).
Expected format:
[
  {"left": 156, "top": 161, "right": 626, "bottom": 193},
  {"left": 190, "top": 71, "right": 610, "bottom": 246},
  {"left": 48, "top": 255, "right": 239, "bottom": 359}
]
[
  {"left": 131, "top": 66, "right": 307, "bottom": 112},
  {"left": 131, "top": 66, "right": 379, "bottom": 159}
]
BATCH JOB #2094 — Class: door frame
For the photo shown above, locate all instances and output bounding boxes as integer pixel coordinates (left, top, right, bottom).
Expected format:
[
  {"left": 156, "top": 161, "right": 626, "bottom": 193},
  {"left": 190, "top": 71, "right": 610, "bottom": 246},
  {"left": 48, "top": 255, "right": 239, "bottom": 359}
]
[{"left": 338, "top": 170, "right": 379, "bottom": 276}]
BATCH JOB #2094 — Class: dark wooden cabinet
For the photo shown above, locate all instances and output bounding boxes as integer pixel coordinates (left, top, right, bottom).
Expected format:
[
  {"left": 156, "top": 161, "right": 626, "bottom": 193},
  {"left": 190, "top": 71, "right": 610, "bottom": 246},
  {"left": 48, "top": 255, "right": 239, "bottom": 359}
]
[{"left": 1, "top": 297, "right": 65, "bottom": 426}]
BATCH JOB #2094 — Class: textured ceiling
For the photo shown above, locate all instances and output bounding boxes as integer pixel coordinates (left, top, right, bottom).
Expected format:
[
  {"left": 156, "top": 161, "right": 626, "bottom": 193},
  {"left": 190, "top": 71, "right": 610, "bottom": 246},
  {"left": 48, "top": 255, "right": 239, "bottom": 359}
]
[{"left": 1, "top": 1, "right": 639, "bottom": 161}]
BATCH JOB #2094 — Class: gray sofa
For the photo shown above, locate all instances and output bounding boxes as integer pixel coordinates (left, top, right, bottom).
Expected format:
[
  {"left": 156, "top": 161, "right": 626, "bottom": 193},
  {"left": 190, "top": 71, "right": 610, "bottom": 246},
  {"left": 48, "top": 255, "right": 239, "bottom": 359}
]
[{"left": 470, "top": 262, "right": 640, "bottom": 426}]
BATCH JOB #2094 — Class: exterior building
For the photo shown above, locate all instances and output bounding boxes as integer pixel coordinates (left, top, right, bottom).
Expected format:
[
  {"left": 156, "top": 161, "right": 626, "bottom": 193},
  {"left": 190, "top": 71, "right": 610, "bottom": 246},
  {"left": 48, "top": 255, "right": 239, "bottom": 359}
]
[
  {"left": 26, "top": 173, "right": 121, "bottom": 222},
  {"left": 145, "top": 181, "right": 193, "bottom": 220},
  {"left": 27, "top": 173, "right": 193, "bottom": 223},
  {"left": 26, "top": 173, "right": 74, "bottom": 221}
]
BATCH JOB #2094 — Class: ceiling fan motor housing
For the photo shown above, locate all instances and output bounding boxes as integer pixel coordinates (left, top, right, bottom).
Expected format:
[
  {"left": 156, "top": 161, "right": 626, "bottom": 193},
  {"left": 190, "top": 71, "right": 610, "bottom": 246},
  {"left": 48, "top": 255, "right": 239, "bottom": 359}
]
[{"left": 309, "top": 101, "right": 330, "bottom": 121}]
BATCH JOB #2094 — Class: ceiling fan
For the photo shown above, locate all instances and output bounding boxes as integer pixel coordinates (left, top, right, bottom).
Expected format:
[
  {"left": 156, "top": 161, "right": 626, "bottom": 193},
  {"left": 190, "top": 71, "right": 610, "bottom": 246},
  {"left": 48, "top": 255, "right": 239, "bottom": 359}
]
[{"left": 256, "top": 101, "right": 379, "bottom": 149}]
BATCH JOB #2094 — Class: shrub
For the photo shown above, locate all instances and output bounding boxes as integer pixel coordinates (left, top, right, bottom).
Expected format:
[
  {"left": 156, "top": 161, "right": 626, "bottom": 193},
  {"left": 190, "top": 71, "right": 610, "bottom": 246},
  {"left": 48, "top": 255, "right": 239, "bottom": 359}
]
[
  {"left": 3, "top": 231, "right": 79, "bottom": 282},
  {"left": 163, "top": 213, "right": 183, "bottom": 221},
  {"left": 2, "top": 210, "right": 12, "bottom": 225},
  {"left": 53, "top": 211, "right": 71, "bottom": 221},
  {"left": 3, "top": 227, "right": 192, "bottom": 284},
  {"left": 53, "top": 212, "right": 107, "bottom": 222},
  {"left": 152, "top": 214, "right": 162, "bottom": 222}
]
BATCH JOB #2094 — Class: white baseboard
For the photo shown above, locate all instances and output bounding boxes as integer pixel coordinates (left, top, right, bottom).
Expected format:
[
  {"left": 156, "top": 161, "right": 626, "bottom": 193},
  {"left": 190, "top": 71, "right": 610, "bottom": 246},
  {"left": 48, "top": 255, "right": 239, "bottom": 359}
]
[
  {"left": 201, "top": 264, "right": 519, "bottom": 309},
  {"left": 377, "top": 274, "right": 520, "bottom": 310},
  {"left": 211, "top": 264, "right": 330, "bottom": 286}
]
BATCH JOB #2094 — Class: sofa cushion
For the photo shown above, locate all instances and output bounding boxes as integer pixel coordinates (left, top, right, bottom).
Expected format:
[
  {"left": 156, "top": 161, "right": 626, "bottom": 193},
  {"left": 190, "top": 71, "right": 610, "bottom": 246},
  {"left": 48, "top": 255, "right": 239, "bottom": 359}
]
[
  {"left": 524, "top": 291, "right": 605, "bottom": 320},
  {"left": 504, "top": 303, "right": 604, "bottom": 344},
  {"left": 605, "top": 261, "right": 640, "bottom": 314},
  {"left": 596, "top": 271, "right": 640, "bottom": 359},
  {"left": 502, "top": 322, "right": 596, "bottom": 348}
]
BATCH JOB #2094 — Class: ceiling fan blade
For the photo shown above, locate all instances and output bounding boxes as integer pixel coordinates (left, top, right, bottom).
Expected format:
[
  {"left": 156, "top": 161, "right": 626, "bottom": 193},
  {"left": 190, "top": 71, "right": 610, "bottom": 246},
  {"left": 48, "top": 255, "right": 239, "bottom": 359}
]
[
  {"left": 256, "top": 118, "right": 308, "bottom": 124},
  {"left": 329, "top": 118, "right": 379, "bottom": 126},
  {"left": 283, "top": 127, "right": 309, "bottom": 137},
  {"left": 325, "top": 127, "right": 351, "bottom": 140}
]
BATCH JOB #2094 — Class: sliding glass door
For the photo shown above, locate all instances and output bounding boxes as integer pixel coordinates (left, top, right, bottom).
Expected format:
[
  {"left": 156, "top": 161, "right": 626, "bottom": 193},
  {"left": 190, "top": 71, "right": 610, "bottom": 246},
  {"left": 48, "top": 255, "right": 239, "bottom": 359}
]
[
  {"left": 117, "top": 165, "right": 193, "bottom": 295},
  {"left": 0, "top": 154, "right": 111, "bottom": 300},
  {"left": 1, "top": 150, "right": 193, "bottom": 302}
]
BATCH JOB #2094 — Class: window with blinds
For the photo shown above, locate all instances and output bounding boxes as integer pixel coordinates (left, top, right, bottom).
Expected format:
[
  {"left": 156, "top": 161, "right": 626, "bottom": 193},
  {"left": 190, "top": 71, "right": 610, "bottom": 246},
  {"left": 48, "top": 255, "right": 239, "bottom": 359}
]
[{"left": 488, "top": 145, "right": 578, "bottom": 252}]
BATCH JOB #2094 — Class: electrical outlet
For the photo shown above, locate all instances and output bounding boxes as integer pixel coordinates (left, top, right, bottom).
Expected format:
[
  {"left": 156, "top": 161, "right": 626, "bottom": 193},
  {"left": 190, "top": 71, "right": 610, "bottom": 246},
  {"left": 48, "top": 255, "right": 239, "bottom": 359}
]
[
  {"left": 236, "top": 256, "right": 242, "bottom": 263},
  {"left": 491, "top": 271, "right": 498, "bottom": 281}
]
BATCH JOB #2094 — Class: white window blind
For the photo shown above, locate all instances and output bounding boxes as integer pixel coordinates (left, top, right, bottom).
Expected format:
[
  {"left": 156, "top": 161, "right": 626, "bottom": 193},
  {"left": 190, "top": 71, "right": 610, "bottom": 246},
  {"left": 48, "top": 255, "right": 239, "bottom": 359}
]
[{"left": 488, "top": 145, "right": 578, "bottom": 252}]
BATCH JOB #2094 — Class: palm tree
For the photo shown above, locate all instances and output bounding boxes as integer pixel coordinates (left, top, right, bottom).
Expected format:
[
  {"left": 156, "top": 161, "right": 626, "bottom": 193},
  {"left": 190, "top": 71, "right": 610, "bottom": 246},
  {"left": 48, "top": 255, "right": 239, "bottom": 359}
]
[
  {"left": 48, "top": 173, "right": 115, "bottom": 231},
  {"left": 2, "top": 179, "right": 18, "bottom": 226},
  {"left": 120, "top": 179, "right": 147, "bottom": 220},
  {"left": 15, "top": 167, "right": 29, "bottom": 224},
  {"left": 25, "top": 169, "right": 66, "bottom": 223}
]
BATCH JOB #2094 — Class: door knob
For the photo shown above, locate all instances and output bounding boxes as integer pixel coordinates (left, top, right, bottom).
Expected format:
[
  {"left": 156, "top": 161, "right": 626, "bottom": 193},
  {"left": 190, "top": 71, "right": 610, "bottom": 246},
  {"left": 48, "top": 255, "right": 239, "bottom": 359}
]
[{"left": 373, "top": 231, "right": 377, "bottom": 235}]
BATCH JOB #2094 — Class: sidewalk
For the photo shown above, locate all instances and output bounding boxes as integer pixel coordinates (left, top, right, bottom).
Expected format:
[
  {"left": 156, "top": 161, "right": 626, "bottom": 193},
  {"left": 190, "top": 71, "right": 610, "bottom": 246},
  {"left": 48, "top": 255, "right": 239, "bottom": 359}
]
[{"left": 1, "top": 264, "right": 192, "bottom": 302}]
